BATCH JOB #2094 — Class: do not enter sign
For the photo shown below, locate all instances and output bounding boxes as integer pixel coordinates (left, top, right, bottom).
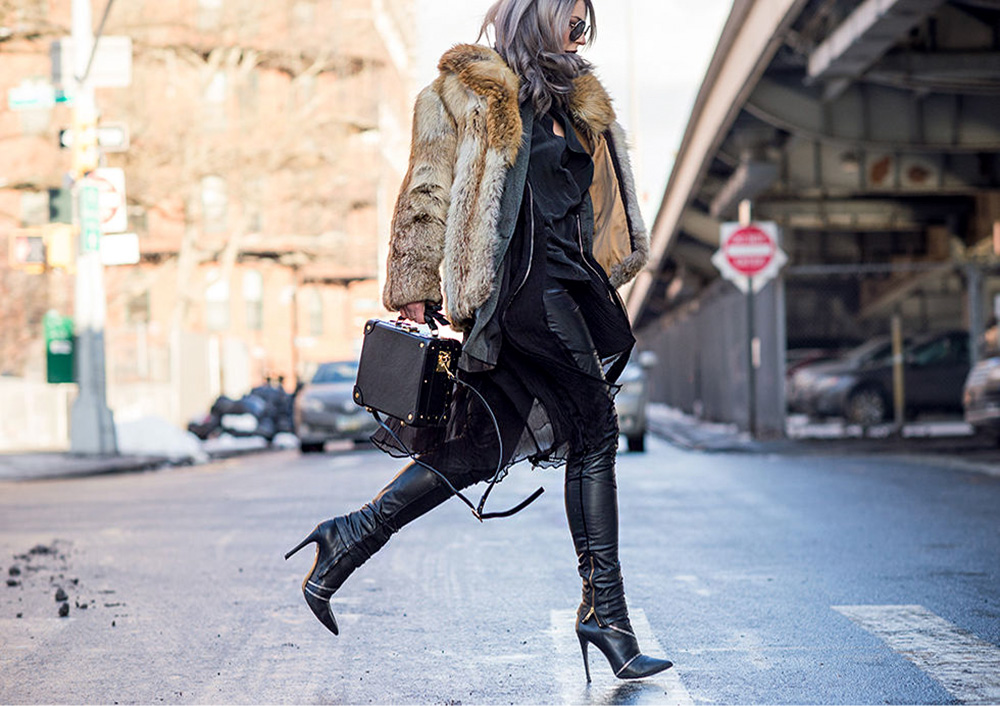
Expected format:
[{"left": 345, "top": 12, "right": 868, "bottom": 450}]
[
  {"left": 712, "top": 221, "right": 787, "bottom": 293},
  {"left": 724, "top": 225, "right": 775, "bottom": 277}
]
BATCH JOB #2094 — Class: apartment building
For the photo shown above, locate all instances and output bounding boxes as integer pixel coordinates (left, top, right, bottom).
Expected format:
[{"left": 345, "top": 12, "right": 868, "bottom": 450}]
[{"left": 0, "top": 0, "right": 415, "bottom": 430}]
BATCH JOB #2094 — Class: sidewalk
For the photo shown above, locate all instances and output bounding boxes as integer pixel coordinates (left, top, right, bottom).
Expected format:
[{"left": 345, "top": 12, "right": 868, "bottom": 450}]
[
  {"left": 0, "top": 452, "right": 171, "bottom": 482},
  {"left": 0, "top": 435, "right": 285, "bottom": 483},
  {"left": 647, "top": 403, "right": 1000, "bottom": 477}
]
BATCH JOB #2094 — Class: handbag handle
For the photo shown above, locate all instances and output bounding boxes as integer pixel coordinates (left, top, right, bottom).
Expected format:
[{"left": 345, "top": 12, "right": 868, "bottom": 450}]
[
  {"left": 395, "top": 302, "right": 450, "bottom": 336},
  {"left": 423, "top": 302, "right": 450, "bottom": 332}
]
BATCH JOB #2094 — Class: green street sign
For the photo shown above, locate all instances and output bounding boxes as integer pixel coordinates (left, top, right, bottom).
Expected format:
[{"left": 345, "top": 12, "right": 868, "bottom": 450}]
[
  {"left": 44, "top": 311, "right": 75, "bottom": 384},
  {"left": 79, "top": 183, "right": 101, "bottom": 252}
]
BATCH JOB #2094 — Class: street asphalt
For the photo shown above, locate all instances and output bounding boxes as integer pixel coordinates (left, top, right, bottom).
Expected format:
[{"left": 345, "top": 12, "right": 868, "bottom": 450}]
[{"left": 1, "top": 435, "right": 998, "bottom": 705}]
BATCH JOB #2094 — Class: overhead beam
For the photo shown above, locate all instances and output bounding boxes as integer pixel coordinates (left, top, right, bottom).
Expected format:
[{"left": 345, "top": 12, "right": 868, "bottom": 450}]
[
  {"left": 866, "top": 52, "right": 1000, "bottom": 93},
  {"left": 755, "top": 197, "right": 972, "bottom": 230},
  {"left": 679, "top": 209, "right": 723, "bottom": 246},
  {"left": 746, "top": 77, "right": 1000, "bottom": 152},
  {"left": 627, "top": 0, "right": 812, "bottom": 324},
  {"left": 807, "top": 0, "right": 946, "bottom": 100},
  {"left": 709, "top": 159, "right": 781, "bottom": 218}
]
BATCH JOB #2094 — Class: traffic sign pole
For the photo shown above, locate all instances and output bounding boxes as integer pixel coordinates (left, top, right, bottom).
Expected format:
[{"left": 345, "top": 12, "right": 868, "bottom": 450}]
[
  {"left": 712, "top": 210, "right": 788, "bottom": 438},
  {"left": 69, "top": 0, "right": 116, "bottom": 454},
  {"left": 741, "top": 202, "right": 758, "bottom": 439}
]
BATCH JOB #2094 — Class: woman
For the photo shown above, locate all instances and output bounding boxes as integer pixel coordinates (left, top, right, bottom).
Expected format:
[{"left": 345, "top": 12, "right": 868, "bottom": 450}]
[{"left": 285, "top": 0, "right": 671, "bottom": 682}]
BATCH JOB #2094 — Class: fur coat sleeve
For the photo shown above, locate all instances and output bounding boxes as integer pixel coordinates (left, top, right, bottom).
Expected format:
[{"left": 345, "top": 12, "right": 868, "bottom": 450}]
[{"left": 382, "top": 82, "right": 458, "bottom": 312}]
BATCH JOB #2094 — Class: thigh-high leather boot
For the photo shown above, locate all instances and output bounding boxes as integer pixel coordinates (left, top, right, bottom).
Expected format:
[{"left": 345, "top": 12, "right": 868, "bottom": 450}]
[
  {"left": 565, "top": 411, "right": 673, "bottom": 681},
  {"left": 285, "top": 459, "right": 469, "bottom": 635}
]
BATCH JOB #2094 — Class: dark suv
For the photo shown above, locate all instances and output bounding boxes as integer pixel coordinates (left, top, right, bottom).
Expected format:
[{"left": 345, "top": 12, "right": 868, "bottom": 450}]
[{"left": 810, "top": 330, "right": 970, "bottom": 425}]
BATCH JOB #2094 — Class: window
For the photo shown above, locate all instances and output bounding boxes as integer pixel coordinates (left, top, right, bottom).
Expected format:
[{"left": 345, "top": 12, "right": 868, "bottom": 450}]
[
  {"left": 203, "top": 70, "right": 227, "bottom": 131},
  {"left": 201, "top": 175, "right": 228, "bottom": 233},
  {"left": 290, "top": 0, "right": 316, "bottom": 30},
  {"left": 198, "top": 0, "right": 222, "bottom": 31},
  {"left": 243, "top": 271, "right": 263, "bottom": 331},
  {"left": 238, "top": 70, "right": 259, "bottom": 121},
  {"left": 205, "top": 271, "right": 230, "bottom": 331},
  {"left": 245, "top": 177, "right": 263, "bottom": 233},
  {"left": 127, "top": 292, "right": 150, "bottom": 325},
  {"left": 308, "top": 288, "right": 323, "bottom": 337}
]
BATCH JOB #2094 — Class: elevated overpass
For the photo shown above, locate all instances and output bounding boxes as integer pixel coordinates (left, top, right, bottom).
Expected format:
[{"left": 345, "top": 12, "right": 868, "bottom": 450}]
[{"left": 629, "top": 0, "right": 1000, "bottom": 434}]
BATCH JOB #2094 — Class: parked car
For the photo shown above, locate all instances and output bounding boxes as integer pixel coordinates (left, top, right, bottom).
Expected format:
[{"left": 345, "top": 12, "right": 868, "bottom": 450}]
[
  {"left": 615, "top": 351, "right": 657, "bottom": 452},
  {"left": 788, "top": 336, "right": 898, "bottom": 414},
  {"left": 809, "top": 330, "right": 969, "bottom": 425},
  {"left": 963, "top": 355, "right": 1000, "bottom": 438},
  {"left": 294, "top": 361, "right": 378, "bottom": 453},
  {"left": 785, "top": 337, "right": 862, "bottom": 381}
]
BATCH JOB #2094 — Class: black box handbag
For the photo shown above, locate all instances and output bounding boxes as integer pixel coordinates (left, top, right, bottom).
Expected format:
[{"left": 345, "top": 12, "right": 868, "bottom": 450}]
[{"left": 354, "top": 318, "right": 462, "bottom": 427}]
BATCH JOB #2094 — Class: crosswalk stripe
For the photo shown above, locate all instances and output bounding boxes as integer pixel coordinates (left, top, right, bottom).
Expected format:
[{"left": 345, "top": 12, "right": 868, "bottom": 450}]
[
  {"left": 833, "top": 604, "right": 1000, "bottom": 705},
  {"left": 550, "top": 609, "right": 694, "bottom": 706}
]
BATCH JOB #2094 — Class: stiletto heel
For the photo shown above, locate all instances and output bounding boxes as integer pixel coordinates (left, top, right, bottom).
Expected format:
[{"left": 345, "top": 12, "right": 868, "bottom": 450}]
[
  {"left": 578, "top": 633, "right": 592, "bottom": 683},
  {"left": 576, "top": 615, "right": 672, "bottom": 680},
  {"left": 284, "top": 530, "right": 319, "bottom": 560}
]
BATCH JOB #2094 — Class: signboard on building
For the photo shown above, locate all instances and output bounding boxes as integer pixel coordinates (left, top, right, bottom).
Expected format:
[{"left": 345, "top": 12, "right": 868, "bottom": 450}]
[{"left": 712, "top": 221, "right": 788, "bottom": 293}]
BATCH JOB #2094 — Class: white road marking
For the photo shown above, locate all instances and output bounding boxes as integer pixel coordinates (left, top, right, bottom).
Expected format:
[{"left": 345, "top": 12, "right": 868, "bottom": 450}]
[
  {"left": 550, "top": 609, "right": 694, "bottom": 706},
  {"left": 833, "top": 604, "right": 1000, "bottom": 704}
]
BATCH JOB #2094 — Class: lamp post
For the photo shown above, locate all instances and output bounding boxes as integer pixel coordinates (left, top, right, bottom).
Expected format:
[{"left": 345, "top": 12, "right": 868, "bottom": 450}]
[{"left": 69, "top": 0, "right": 116, "bottom": 454}]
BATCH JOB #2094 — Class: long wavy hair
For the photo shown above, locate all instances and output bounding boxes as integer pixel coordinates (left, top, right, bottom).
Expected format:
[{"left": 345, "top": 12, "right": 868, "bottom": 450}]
[{"left": 479, "top": 0, "right": 597, "bottom": 116}]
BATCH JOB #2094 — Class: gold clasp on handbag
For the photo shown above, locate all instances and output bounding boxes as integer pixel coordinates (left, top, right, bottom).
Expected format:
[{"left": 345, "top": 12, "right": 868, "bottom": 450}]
[{"left": 436, "top": 350, "right": 452, "bottom": 374}]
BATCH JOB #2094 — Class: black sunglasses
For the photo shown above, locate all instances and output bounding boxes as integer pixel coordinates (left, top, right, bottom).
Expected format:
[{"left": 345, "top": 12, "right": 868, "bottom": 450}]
[{"left": 569, "top": 19, "right": 589, "bottom": 42}]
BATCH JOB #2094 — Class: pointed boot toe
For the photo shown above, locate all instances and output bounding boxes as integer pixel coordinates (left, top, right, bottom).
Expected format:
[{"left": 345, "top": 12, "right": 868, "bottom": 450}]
[
  {"left": 615, "top": 653, "right": 673, "bottom": 680},
  {"left": 302, "top": 583, "right": 339, "bottom": 635}
]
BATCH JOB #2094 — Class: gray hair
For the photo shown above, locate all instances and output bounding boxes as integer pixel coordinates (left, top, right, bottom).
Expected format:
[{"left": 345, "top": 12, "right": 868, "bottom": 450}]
[{"left": 479, "top": 0, "right": 597, "bottom": 116}]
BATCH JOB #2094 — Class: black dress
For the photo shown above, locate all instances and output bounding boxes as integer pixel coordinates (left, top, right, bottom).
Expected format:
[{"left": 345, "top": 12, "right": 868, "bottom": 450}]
[{"left": 373, "top": 108, "right": 634, "bottom": 485}]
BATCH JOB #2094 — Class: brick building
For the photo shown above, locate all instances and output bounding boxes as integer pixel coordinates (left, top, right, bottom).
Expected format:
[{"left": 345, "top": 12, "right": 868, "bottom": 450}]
[{"left": 0, "top": 0, "right": 415, "bottom": 433}]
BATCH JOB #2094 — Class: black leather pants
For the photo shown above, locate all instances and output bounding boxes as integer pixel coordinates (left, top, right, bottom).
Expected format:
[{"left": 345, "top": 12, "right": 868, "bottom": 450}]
[
  {"left": 564, "top": 406, "right": 629, "bottom": 626},
  {"left": 340, "top": 282, "right": 627, "bottom": 621}
]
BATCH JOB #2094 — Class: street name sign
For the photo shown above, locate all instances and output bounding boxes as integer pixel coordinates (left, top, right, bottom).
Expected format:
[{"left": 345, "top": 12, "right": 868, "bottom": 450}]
[
  {"left": 79, "top": 181, "right": 101, "bottom": 252},
  {"left": 712, "top": 221, "right": 788, "bottom": 293},
  {"left": 7, "top": 80, "right": 55, "bottom": 111}
]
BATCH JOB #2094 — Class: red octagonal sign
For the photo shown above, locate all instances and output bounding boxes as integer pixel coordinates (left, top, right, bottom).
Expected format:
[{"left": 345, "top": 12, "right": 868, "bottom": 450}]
[{"left": 723, "top": 225, "right": 776, "bottom": 277}]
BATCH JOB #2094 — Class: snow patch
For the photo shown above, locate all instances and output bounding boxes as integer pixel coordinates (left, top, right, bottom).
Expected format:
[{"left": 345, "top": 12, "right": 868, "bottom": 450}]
[{"left": 115, "top": 416, "right": 209, "bottom": 463}]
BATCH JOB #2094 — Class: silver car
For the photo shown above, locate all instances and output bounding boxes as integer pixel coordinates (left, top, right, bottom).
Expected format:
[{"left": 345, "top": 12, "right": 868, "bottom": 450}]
[
  {"left": 294, "top": 361, "right": 379, "bottom": 453},
  {"left": 615, "top": 351, "right": 657, "bottom": 452}
]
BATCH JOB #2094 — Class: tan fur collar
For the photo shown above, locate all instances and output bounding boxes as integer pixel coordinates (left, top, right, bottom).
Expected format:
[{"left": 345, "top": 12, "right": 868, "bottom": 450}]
[
  {"left": 438, "top": 44, "right": 617, "bottom": 154},
  {"left": 568, "top": 72, "right": 616, "bottom": 142}
]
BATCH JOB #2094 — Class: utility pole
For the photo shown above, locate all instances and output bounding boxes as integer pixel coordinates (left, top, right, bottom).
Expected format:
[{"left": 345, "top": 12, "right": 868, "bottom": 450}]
[{"left": 69, "top": 0, "right": 117, "bottom": 454}]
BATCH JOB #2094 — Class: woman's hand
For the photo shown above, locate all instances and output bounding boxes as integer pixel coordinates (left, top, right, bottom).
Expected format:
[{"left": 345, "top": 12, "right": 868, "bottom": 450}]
[{"left": 399, "top": 302, "right": 426, "bottom": 324}]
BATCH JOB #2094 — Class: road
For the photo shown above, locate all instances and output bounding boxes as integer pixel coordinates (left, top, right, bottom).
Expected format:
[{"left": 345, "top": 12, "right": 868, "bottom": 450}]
[{"left": 1, "top": 438, "right": 999, "bottom": 705}]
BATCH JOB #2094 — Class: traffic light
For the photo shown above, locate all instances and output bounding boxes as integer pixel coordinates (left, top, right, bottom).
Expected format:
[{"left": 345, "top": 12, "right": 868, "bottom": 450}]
[
  {"left": 48, "top": 188, "right": 73, "bottom": 223},
  {"left": 8, "top": 230, "right": 46, "bottom": 273}
]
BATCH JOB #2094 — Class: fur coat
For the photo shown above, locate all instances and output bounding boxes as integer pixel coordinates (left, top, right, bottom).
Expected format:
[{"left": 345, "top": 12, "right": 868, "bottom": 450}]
[{"left": 383, "top": 44, "right": 648, "bottom": 352}]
